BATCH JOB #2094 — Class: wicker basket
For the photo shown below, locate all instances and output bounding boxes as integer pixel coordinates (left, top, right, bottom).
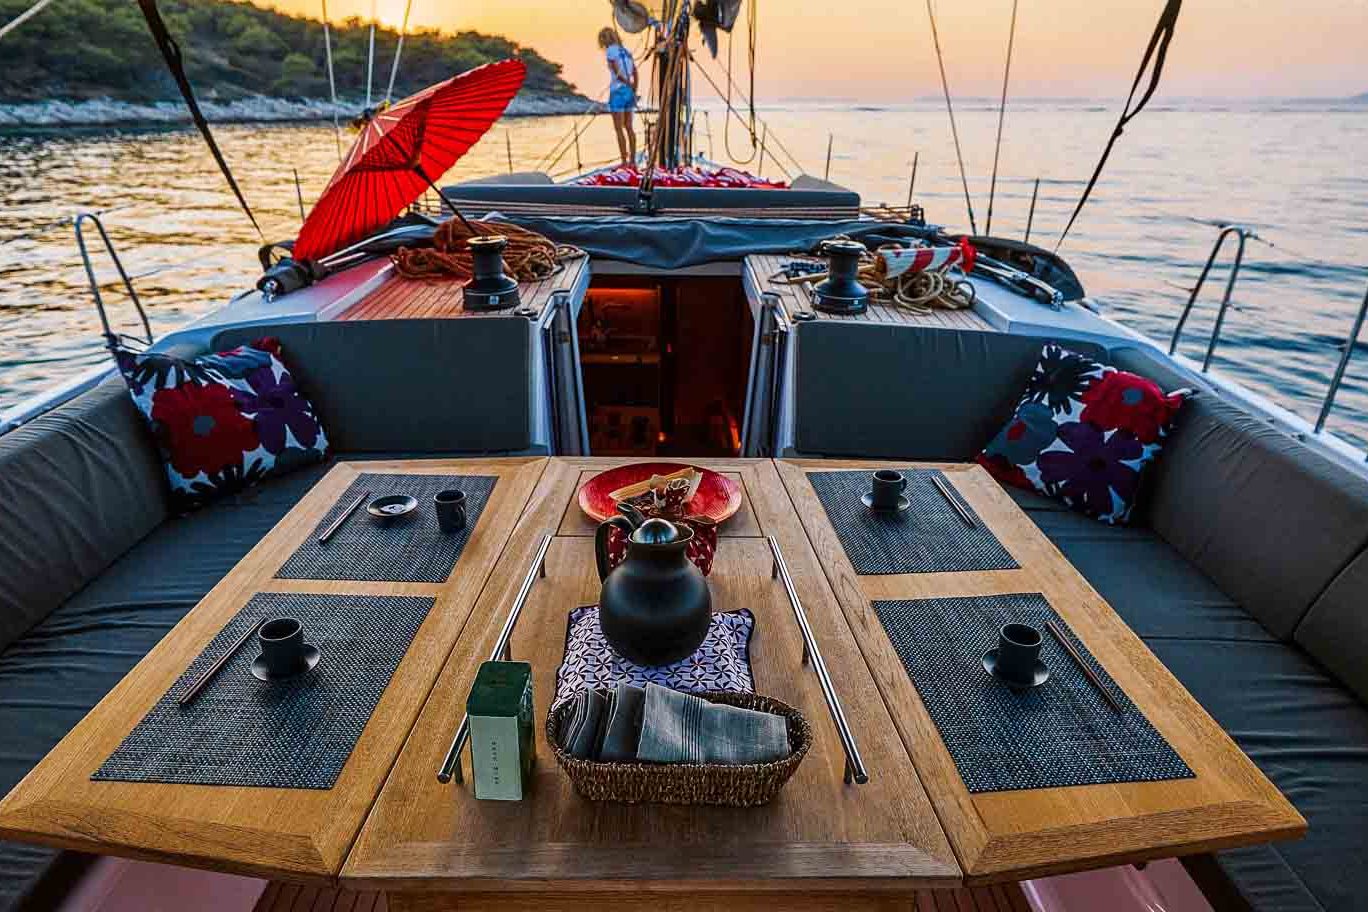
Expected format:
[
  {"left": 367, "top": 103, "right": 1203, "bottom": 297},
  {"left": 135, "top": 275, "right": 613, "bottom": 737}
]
[{"left": 547, "top": 690, "right": 812, "bottom": 807}]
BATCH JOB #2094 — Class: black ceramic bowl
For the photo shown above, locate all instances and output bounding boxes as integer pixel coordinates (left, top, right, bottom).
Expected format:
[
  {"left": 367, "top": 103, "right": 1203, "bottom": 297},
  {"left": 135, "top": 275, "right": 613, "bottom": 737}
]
[{"left": 367, "top": 494, "right": 418, "bottom": 521}]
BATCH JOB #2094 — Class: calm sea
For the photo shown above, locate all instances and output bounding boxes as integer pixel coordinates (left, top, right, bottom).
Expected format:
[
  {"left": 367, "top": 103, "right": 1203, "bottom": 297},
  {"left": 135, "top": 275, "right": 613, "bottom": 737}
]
[{"left": 1, "top": 98, "right": 1366, "bottom": 446}]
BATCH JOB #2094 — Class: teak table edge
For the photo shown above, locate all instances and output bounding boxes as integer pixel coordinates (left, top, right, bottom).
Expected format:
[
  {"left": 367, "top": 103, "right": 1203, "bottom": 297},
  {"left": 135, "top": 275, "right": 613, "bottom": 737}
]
[
  {"left": 0, "top": 457, "right": 552, "bottom": 884},
  {"left": 773, "top": 458, "right": 1305, "bottom": 884}
]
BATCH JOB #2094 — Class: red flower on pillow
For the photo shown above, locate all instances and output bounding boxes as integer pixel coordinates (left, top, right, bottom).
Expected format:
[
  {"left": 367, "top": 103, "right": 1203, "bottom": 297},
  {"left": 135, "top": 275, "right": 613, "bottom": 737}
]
[
  {"left": 976, "top": 452, "right": 1032, "bottom": 492},
  {"left": 150, "top": 382, "right": 259, "bottom": 478},
  {"left": 1079, "top": 371, "right": 1183, "bottom": 443}
]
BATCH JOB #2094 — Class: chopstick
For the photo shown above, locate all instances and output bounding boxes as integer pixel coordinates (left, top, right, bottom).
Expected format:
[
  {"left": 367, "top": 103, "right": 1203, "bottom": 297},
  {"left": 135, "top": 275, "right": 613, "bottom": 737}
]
[
  {"left": 178, "top": 620, "right": 262, "bottom": 706},
  {"left": 931, "top": 474, "right": 976, "bottom": 528},
  {"left": 1046, "top": 619, "right": 1124, "bottom": 712},
  {"left": 317, "top": 490, "right": 369, "bottom": 545}
]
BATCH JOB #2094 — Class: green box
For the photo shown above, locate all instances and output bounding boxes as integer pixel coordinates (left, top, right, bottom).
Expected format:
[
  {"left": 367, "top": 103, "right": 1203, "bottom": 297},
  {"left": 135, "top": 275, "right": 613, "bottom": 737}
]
[{"left": 466, "top": 661, "right": 535, "bottom": 801}]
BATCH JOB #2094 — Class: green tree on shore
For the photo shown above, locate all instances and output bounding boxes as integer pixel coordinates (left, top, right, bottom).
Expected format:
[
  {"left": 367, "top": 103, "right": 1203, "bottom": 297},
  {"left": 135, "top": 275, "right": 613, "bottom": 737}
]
[{"left": 0, "top": 0, "right": 579, "bottom": 102}]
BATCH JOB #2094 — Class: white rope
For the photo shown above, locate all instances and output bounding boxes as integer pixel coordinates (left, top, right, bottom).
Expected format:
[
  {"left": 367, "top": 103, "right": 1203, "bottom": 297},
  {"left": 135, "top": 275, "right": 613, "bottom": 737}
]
[
  {"left": 0, "top": 0, "right": 54, "bottom": 41},
  {"left": 384, "top": 0, "right": 414, "bottom": 102},
  {"left": 320, "top": 0, "right": 341, "bottom": 160}
]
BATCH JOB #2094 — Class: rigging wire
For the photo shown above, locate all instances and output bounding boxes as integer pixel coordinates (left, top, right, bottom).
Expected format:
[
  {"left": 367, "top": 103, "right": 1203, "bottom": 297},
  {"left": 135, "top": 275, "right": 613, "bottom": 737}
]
[
  {"left": 925, "top": 0, "right": 978, "bottom": 234},
  {"left": 691, "top": 53, "right": 804, "bottom": 177},
  {"left": 0, "top": 0, "right": 52, "bottom": 41},
  {"left": 984, "top": 0, "right": 1018, "bottom": 236},
  {"left": 384, "top": 0, "right": 415, "bottom": 103},
  {"left": 320, "top": 0, "right": 342, "bottom": 161},
  {"left": 720, "top": 16, "right": 758, "bottom": 164},
  {"left": 534, "top": 37, "right": 651, "bottom": 173},
  {"left": 1055, "top": 0, "right": 1182, "bottom": 250},
  {"left": 365, "top": 0, "right": 377, "bottom": 109},
  {"left": 135, "top": 0, "right": 261, "bottom": 238}
]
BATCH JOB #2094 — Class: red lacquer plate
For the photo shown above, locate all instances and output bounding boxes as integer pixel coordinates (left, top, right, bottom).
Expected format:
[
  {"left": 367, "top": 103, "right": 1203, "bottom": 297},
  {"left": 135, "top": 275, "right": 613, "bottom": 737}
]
[{"left": 578, "top": 462, "right": 744, "bottom": 525}]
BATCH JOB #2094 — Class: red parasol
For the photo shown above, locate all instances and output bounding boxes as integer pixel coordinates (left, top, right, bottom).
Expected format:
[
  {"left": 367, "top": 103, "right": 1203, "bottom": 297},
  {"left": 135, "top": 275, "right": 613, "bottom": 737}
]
[{"left": 293, "top": 58, "right": 526, "bottom": 263}]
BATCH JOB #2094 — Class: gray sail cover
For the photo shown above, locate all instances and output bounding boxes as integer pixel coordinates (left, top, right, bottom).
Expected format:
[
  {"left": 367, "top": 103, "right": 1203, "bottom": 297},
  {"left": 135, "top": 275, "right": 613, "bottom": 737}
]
[{"left": 493, "top": 216, "right": 938, "bottom": 270}]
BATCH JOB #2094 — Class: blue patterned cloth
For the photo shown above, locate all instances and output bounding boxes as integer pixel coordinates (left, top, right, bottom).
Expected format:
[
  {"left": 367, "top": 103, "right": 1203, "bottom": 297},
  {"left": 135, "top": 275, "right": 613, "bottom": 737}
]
[{"left": 553, "top": 605, "right": 754, "bottom": 708}]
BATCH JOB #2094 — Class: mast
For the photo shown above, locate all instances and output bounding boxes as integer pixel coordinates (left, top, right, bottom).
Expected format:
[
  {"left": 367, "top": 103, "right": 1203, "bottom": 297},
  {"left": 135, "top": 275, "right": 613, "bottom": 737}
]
[{"left": 653, "top": 0, "right": 692, "bottom": 170}]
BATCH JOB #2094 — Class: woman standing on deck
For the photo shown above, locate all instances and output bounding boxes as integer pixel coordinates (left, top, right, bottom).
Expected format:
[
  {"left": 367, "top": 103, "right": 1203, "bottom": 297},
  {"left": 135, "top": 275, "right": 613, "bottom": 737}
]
[{"left": 599, "top": 27, "right": 638, "bottom": 166}]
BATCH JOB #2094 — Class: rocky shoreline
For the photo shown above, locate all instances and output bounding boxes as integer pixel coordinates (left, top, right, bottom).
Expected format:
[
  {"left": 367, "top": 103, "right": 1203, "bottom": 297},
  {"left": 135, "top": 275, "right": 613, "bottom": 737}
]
[{"left": 0, "top": 90, "right": 599, "bottom": 129}]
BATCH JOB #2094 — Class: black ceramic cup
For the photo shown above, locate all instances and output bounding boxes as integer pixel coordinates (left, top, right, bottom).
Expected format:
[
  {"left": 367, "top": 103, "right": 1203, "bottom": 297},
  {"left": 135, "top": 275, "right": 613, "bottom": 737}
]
[
  {"left": 997, "top": 623, "right": 1043, "bottom": 685},
  {"left": 435, "top": 489, "right": 467, "bottom": 533},
  {"left": 258, "top": 617, "right": 307, "bottom": 677},
  {"left": 870, "top": 469, "right": 907, "bottom": 510}
]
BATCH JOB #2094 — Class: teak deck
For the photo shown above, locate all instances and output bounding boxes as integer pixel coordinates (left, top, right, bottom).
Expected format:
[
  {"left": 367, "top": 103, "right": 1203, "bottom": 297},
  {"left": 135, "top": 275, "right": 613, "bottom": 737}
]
[
  {"left": 336, "top": 256, "right": 587, "bottom": 321},
  {"left": 0, "top": 458, "right": 1304, "bottom": 909},
  {"left": 744, "top": 254, "right": 993, "bottom": 332}
]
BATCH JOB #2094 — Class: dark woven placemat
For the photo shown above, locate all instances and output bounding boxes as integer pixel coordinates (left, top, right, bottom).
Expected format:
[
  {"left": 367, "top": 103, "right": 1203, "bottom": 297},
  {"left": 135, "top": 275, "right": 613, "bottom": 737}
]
[
  {"left": 276, "top": 473, "right": 497, "bottom": 582},
  {"left": 808, "top": 470, "right": 1018, "bottom": 575},
  {"left": 873, "top": 592, "right": 1193, "bottom": 793},
  {"left": 93, "top": 591, "right": 433, "bottom": 789}
]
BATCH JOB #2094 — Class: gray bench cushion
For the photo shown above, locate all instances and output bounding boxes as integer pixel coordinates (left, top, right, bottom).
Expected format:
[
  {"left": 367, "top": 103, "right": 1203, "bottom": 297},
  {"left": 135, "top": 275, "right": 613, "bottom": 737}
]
[
  {"left": 1016, "top": 488, "right": 1360, "bottom": 912},
  {"left": 211, "top": 319, "right": 534, "bottom": 455},
  {"left": 1111, "top": 346, "right": 1368, "bottom": 640},
  {"left": 1009, "top": 490, "right": 1275, "bottom": 643},
  {"left": 0, "top": 461, "right": 329, "bottom": 910},
  {"left": 1147, "top": 638, "right": 1368, "bottom": 912},
  {"left": 793, "top": 327, "right": 1108, "bottom": 460},
  {"left": 1295, "top": 548, "right": 1368, "bottom": 705},
  {"left": 0, "top": 377, "right": 167, "bottom": 653}
]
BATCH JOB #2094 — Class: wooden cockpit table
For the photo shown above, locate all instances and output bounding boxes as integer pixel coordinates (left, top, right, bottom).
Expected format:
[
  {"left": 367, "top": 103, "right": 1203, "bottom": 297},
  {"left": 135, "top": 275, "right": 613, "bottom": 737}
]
[
  {"left": 0, "top": 458, "right": 547, "bottom": 882},
  {"left": 0, "top": 458, "right": 1303, "bottom": 910},
  {"left": 342, "top": 458, "right": 961, "bottom": 910},
  {"left": 776, "top": 459, "right": 1305, "bottom": 884}
]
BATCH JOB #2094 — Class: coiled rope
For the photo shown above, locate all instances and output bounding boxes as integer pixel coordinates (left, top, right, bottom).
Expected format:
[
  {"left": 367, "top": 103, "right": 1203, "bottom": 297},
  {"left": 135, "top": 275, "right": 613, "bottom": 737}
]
[
  {"left": 393, "top": 219, "right": 585, "bottom": 282},
  {"left": 771, "top": 246, "right": 976, "bottom": 315}
]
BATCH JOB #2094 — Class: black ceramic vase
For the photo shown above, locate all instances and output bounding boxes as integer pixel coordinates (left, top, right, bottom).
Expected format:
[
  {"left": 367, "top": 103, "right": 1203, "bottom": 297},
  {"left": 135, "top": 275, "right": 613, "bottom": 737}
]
[{"left": 595, "top": 517, "right": 712, "bottom": 667}]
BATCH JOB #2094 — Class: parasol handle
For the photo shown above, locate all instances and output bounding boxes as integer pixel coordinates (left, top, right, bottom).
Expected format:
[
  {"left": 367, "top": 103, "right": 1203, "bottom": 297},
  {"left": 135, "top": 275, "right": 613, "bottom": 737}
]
[{"left": 413, "top": 163, "right": 479, "bottom": 236}]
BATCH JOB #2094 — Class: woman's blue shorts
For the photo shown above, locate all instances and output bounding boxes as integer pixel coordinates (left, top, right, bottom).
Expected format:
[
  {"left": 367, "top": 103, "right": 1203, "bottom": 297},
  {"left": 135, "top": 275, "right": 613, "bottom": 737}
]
[{"left": 608, "top": 85, "right": 636, "bottom": 113}]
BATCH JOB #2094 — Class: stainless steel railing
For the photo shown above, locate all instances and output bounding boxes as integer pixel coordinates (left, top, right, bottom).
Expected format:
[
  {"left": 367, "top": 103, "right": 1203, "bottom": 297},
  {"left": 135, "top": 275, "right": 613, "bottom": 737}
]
[
  {"left": 1315, "top": 282, "right": 1368, "bottom": 436},
  {"left": 767, "top": 535, "right": 869, "bottom": 784},
  {"left": 437, "top": 534, "right": 552, "bottom": 784},
  {"left": 74, "top": 212, "right": 153, "bottom": 350},
  {"left": 1168, "top": 224, "right": 1256, "bottom": 370}
]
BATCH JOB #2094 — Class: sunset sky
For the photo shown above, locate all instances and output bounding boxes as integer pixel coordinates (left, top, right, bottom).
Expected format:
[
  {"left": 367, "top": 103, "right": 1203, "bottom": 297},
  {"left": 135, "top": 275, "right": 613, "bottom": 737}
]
[{"left": 263, "top": 0, "right": 1368, "bottom": 101}]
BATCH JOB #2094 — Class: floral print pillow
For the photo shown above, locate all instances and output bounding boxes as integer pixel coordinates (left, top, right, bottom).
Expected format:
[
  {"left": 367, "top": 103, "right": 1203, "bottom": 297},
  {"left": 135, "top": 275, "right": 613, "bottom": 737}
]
[
  {"left": 116, "top": 338, "right": 329, "bottom": 512},
  {"left": 976, "top": 343, "right": 1189, "bottom": 524}
]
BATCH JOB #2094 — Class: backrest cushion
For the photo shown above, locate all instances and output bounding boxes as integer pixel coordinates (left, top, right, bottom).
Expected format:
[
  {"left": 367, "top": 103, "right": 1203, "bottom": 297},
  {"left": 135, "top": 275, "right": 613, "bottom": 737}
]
[
  {"left": 115, "top": 337, "right": 330, "bottom": 512},
  {"left": 0, "top": 376, "right": 169, "bottom": 650},
  {"left": 1296, "top": 549, "right": 1368, "bottom": 703},
  {"left": 1112, "top": 345, "right": 1368, "bottom": 639},
  {"left": 792, "top": 325, "right": 1109, "bottom": 461},
  {"left": 211, "top": 319, "right": 533, "bottom": 453},
  {"left": 976, "top": 343, "right": 1190, "bottom": 524}
]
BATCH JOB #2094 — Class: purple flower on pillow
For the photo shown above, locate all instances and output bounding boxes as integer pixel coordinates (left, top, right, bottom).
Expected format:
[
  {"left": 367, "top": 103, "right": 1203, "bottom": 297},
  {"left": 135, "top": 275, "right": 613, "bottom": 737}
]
[
  {"left": 232, "top": 365, "right": 321, "bottom": 453},
  {"left": 984, "top": 401, "right": 1058, "bottom": 466},
  {"left": 1037, "top": 422, "right": 1143, "bottom": 520}
]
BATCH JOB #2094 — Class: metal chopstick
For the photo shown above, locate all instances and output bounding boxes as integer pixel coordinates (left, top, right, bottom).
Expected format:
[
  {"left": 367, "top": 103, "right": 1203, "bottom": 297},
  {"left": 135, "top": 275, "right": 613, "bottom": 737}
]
[
  {"left": 317, "top": 490, "right": 369, "bottom": 545},
  {"left": 931, "top": 474, "right": 976, "bottom": 528},
  {"left": 1046, "top": 619, "right": 1124, "bottom": 712},
  {"left": 178, "top": 620, "right": 262, "bottom": 706}
]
